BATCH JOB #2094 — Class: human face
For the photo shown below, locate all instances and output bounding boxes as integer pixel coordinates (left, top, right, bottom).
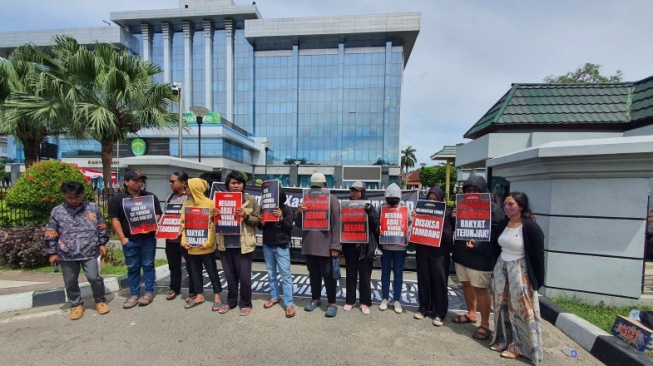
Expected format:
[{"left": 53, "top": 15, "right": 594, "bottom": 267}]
[
  {"left": 426, "top": 193, "right": 437, "bottom": 201},
  {"left": 124, "top": 178, "right": 145, "bottom": 194},
  {"left": 228, "top": 179, "right": 244, "bottom": 193},
  {"left": 464, "top": 186, "right": 480, "bottom": 194},
  {"left": 350, "top": 189, "right": 362, "bottom": 200},
  {"left": 63, "top": 192, "right": 84, "bottom": 207},
  {"left": 169, "top": 175, "right": 185, "bottom": 193},
  {"left": 503, "top": 196, "right": 522, "bottom": 217}
]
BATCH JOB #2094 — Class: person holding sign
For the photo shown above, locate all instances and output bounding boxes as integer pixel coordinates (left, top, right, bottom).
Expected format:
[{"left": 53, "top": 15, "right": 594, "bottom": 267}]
[
  {"left": 451, "top": 176, "right": 504, "bottom": 341},
  {"left": 341, "top": 181, "right": 378, "bottom": 315},
  {"left": 109, "top": 170, "right": 162, "bottom": 309},
  {"left": 378, "top": 183, "right": 409, "bottom": 314},
  {"left": 295, "top": 173, "right": 342, "bottom": 318},
  {"left": 215, "top": 171, "right": 261, "bottom": 316},
  {"left": 485, "top": 192, "right": 544, "bottom": 363},
  {"left": 180, "top": 178, "right": 223, "bottom": 311},
  {"left": 259, "top": 187, "right": 296, "bottom": 318},
  {"left": 412, "top": 187, "right": 453, "bottom": 326},
  {"left": 163, "top": 171, "right": 195, "bottom": 302}
]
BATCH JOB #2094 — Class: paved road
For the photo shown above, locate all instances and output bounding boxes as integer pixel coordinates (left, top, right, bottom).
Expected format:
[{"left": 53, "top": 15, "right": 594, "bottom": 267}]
[{"left": 0, "top": 264, "right": 602, "bottom": 366}]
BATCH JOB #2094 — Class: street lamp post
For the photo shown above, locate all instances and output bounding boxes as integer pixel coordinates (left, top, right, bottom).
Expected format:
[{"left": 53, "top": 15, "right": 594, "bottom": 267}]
[
  {"left": 189, "top": 106, "right": 209, "bottom": 163},
  {"left": 262, "top": 141, "right": 271, "bottom": 181},
  {"left": 294, "top": 160, "right": 301, "bottom": 187},
  {"left": 419, "top": 163, "right": 426, "bottom": 196},
  {"left": 172, "top": 83, "right": 183, "bottom": 158}
]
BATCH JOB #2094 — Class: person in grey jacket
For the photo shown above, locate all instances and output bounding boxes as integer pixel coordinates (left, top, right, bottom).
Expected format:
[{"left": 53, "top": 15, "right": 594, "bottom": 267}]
[
  {"left": 45, "top": 181, "right": 110, "bottom": 320},
  {"left": 295, "top": 173, "right": 342, "bottom": 317}
]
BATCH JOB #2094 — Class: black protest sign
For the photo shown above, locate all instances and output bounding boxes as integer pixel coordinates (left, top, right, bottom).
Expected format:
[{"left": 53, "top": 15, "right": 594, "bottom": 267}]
[
  {"left": 455, "top": 193, "right": 492, "bottom": 241},
  {"left": 122, "top": 195, "right": 158, "bottom": 235},
  {"left": 340, "top": 200, "right": 369, "bottom": 243},
  {"left": 379, "top": 206, "right": 408, "bottom": 245},
  {"left": 261, "top": 180, "right": 280, "bottom": 223},
  {"left": 409, "top": 200, "right": 446, "bottom": 247}
]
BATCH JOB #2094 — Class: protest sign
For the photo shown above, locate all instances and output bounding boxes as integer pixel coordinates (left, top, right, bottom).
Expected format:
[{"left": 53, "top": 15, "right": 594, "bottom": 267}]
[
  {"left": 455, "top": 193, "right": 492, "bottom": 241},
  {"left": 184, "top": 207, "right": 210, "bottom": 247},
  {"left": 302, "top": 188, "right": 330, "bottom": 231},
  {"left": 260, "top": 180, "right": 280, "bottom": 222},
  {"left": 122, "top": 195, "right": 158, "bottom": 235},
  {"left": 340, "top": 200, "right": 369, "bottom": 243},
  {"left": 409, "top": 200, "right": 446, "bottom": 246},
  {"left": 379, "top": 206, "right": 408, "bottom": 245},
  {"left": 214, "top": 192, "right": 242, "bottom": 235},
  {"left": 156, "top": 203, "right": 183, "bottom": 239}
]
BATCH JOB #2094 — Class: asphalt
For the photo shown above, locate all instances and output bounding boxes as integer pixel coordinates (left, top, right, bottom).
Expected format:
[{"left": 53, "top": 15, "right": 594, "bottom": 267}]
[{"left": 0, "top": 261, "right": 650, "bottom": 366}]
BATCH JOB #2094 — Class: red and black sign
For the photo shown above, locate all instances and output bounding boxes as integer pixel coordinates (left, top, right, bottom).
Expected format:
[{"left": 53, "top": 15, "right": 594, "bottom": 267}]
[
  {"left": 184, "top": 207, "right": 210, "bottom": 247},
  {"left": 455, "top": 193, "right": 492, "bottom": 241},
  {"left": 214, "top": 192, "right": 242, "bottom": 235},
  {"left": 409, "top": 200, "right": 446, "bottom": 247},
  {"left": 340, "top": 200, "right": 369, "bottom": 243},
  {"left": 156, "top": 203, "right": 183, "bottom": 239},
  {"left": 379, "top": 206, "right": 408, "bottom": 245},
  {"left": 122, "top": 195, "right": 158, "bottom": 235},
  {"left": 302, "top": 188, "right": 330, "bottom": 231},
  {"left": 261, "top": 180, "right": 280, "bottom": 223}
]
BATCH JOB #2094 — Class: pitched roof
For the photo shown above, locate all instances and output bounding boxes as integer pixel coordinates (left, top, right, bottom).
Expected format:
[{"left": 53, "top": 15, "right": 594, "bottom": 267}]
[
  {"left": 430, "top": 145, "right": 457, "bottom": 160},
  {"left": 464, "top": 75, "right": 653, "bottom": 139}
]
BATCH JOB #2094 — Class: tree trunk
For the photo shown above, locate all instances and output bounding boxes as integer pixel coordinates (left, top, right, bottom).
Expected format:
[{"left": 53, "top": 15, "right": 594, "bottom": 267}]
[
  {"left": 101, "top": 138, "right": 115, "bottom": 193},
  {"left": 22, "top": 137, "right": 40, "bottom": 168}
]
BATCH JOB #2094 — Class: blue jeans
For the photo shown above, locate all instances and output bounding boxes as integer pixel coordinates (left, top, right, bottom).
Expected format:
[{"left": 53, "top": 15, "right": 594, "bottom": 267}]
[
  {"left": 263, "top": 244, "right": 294, "bottom": 307},
  {"left": 380, "top": 249, "right": 406, "bottom": 303},
  {"left": 122, "top": 236, "right": 156, "bottom": 297}
]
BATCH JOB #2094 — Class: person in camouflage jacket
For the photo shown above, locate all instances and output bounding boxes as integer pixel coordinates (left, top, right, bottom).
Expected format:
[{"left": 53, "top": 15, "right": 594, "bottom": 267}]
[{"left": 45, "top": 181, "right": 110, "bottom": 320}]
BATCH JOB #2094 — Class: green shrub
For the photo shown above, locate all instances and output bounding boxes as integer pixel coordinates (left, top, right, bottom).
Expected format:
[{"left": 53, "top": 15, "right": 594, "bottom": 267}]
[
  {"left": 5, "top": 161, "right": 94, "bottom": 224},
  {"left": 0, "top": 226, "right": 48, "bottom": 268}
]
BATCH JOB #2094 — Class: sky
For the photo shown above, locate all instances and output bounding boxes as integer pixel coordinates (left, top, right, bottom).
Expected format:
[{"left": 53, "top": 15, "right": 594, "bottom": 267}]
[{"left": 2, "top": 0, "right": 653, "bottom": 167}]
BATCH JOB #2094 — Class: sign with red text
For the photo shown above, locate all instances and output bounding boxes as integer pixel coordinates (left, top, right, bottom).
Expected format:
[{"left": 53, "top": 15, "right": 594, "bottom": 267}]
[
  {"left": 455, "top": 193, "right": 491, "bottom": 241},
  {"left": 379, "top": 206, "right": 408, "bottom": 245},
  {"left": 340, "top": 200, "right": 369, "bottom": 243},
  {"left": 156, "top": 203, "right": 183, "bottom": 239},
  {"left": 261, "top": 181, "right": 280, "bottom": 222},
  {"left": 214, "top": 192, "right": 242, "bottom": 235},
  {"left": 409, "top": 200, "right": 446, "bottom": 246},
  {"left": 184, "top": 207, "right": 210, "bottom": 247},
  {"left": 122, "top": 195, "right": 158, "bottom": 235},
  {"left": 302, "top": 188, "right": 330, "bottom": 231}
]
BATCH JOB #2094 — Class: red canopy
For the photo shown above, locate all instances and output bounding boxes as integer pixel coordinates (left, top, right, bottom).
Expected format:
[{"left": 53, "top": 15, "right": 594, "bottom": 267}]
[{"left": 78, "top": 167, "right": 117, "bottom": 185}]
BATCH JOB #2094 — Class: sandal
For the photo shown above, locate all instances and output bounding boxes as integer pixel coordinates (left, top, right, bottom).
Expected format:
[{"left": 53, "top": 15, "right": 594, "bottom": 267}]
[
  {"left": 185, "top": 298, "right": 206, "bottom": 309},
  {"left": 264, "top": 299, "right": 280, "bottom": 309},
  {"left": 217, "top": 304, "right": 232, "bottom": 314},
  {"left": 473, "top": 326, "right": 491, "bottom": 340},
  {"left": 500, "top": 351, "right": 520, "bottom": 359},
  {"left": 489, "top": 345, "right": 505, "bottom": 353},
  {"left": 239, "top": 308, "right": 252, "bottom": 316},
  {"left": 211, "top": 301, "right": 223, "bottom": 312},
  {"left": 452, "top": 314, "right": 476, "bottom": 324},
  {"left": 286, "top": 306, "right": 296, "bottom": 318},
  {"left": 138, "top": 293, "right": 154, "bottom": 307},
  {"left": 165, "top": 290, "right": 178, "bottom": 300},
  {"left": 123, "top": 296, "right": 139, "bottom": 309}
]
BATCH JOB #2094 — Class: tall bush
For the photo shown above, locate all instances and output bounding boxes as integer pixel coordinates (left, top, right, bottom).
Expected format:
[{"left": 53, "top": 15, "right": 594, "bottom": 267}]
[{"left": 5, "top": 160, "right": 94, "bottom": 224}]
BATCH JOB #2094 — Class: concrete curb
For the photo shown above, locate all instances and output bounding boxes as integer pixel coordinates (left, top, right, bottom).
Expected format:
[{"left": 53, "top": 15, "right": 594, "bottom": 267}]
[
  {"left": 0, "top": 265, "right": 171, "bottom": 313},
  {"left": 539, "top": 297, "right": 652, "bottom": 366}
]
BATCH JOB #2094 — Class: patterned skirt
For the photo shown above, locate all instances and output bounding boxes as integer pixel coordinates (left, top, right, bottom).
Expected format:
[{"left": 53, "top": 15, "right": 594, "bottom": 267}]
[{"left": 491, "top": 257, "right": 543, "bottom": 364}]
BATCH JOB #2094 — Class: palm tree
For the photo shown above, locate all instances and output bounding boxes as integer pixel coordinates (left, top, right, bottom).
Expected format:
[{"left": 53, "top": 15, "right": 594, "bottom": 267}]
[{"left": 400, "top": 146, "right": 416, "bottom": 188}]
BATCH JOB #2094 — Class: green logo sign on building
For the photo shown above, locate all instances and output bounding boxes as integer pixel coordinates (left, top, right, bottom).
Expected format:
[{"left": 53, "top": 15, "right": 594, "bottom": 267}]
[
  {"left": 183, "top": 112, "right": 221, "bottom": 124},
  {"left": 131, "top": 138, "right": 147, "bottom": 156}
]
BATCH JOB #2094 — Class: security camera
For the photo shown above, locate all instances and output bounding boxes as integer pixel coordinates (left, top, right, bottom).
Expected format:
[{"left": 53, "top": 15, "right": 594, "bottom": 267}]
[{"left": 171, "top": 82, "right": 181, "bottom": 96}]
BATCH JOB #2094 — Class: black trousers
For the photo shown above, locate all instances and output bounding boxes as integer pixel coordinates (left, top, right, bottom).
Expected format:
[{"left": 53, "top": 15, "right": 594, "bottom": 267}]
[
  {"left": 165, "top": 240, "right": 194, "bottom": 295},
  {"left": 342, "top": 244, "right": 373, "bottom": 306},
  {"left": 220, "top": 248, "right": 253, "bottom": 309},
  {"left": 188, "top": 253, "right": 222, "bottom": 296},
  {"left": 415, "top": 245, "right": 450, "bottom": 319},
  {"left": 305, "top": 255, "right": 337, "bottom": 304}
]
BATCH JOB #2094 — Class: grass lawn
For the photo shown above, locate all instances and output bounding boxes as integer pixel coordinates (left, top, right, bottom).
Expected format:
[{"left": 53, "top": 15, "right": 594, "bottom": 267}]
[{"left": 551, "top": 296, "right": 653, "bottom": 332}]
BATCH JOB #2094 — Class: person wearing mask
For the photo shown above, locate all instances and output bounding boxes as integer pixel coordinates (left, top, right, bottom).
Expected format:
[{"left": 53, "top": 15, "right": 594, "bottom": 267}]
[
  {"left": 295, "top": 173, "right": 342, "bottom": 318},
  {"left": 109, "top": 170, "right": 162, "bottom": 309},
  {"left": 215, "top": 171, "right": 261, "bottom": 316},
  {"left": 451, "top": 176, "right": 504, "bottom": 340},
  {"left": 164, "top": 171, "right": 195, "bottom": 303},
  {"left": 181, "top": 178, "right": 223, "bottom": 311},
  {"left": 341, "top": 181, "right": 379, "bottom": 315},
  {"left": 378, "top": 183, "right": 408, "bottom": 314},
  {"left": 413, "top": 187, "right": 453, "bottom": 326},
  {"left": 484, "top": 192, "right": 544, "bottom": 363},
  {"left": 45, "top": 181, "right": 110, "bottom": 320},
  {"left": 260, "top": 187, "right": 296, "bottom": 318}
]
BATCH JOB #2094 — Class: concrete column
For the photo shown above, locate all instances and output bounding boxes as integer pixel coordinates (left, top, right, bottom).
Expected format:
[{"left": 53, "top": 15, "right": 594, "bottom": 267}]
[
  {"left": 161, "top": 22, "right": 173, "bottom": 83},
  {"left": 183, "top": 21, "right": 194, "bottom": 108},
  {"left": 203, "top": 20, "right": 214, "bottom": 110},
  {"left": 225, "top": 18, "right": 234, "bottom": 121},
  {"left": 140, "top": 23, "right": 153, "bottom": 61}
]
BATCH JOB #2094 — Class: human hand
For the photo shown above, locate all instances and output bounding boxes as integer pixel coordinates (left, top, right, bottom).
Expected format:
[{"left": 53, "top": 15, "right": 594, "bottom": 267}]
[
  {"left": 211, "top": 208, "right": 219, "bottom": 217},
  {"left": 99, "top": 246, "right": 108, "bottom": 257},
  {"left": 235, "top": 207, "right": 247, "bottom": 218},
  {"left": 331, "top": 250, "right": 339, "bottom": 258},
  {"left": 452, "top": 208, "right": 457, "bottom": 218},
  {"left": 49, "top": 254, "right": 58, "bottom": 265},
  {"left": 466, "top": 240, "right": 475, "bottom": 249},
  {"left": 120, "top": 237, "right": 128, "bottom": 246},
  {"left": 297, "top": 204, "right": 307, "bottom": 213}
]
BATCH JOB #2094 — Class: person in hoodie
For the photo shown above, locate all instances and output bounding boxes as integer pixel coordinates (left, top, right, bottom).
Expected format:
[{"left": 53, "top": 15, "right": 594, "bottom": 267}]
[
  {"left": 215, "top": 171, "right": 261, "bottom": 316},
  {"left": 260, "top": 187, "right": 296, "bottom": 318},
  {"left": 378, "top": 183, "right": 409, "bottom": 314},
  {"left": 413, "top": 187, "right": 453, "bottom": 326},
  {"left": 45, "top": 181, "right": 110, "bottom": 320},
  {"left": 451, "top": 176, "right": 505, "bottom": 341},
  {"left": 180, "top": 178, "right": 223, "bottom": 310},
  {"left": 341, "top": 181, "right": 379, "bottom": 315},
  {"left": 295, "top": 173, "right": 342, "bottom": 318}
]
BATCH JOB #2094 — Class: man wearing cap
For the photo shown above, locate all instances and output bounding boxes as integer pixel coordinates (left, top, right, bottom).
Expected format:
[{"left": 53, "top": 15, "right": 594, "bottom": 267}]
[
  {"left": 108, "top": 170, "right": 163, "bottom": 309},
  {"left": 295, "top": 173, "right": 342, "bottom": 317}
]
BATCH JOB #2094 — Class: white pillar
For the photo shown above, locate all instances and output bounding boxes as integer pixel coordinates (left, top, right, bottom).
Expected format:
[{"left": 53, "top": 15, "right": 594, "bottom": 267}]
[
  {"left": 204, "top": 20, "right": 214, "bottom": 110},
  {"left": 225, "top": 18, "right": 234, "bottom": 122},
  {"left": 140, "top": 23, "right": 153, "bottom": 61},
  {"left": 162, "top": 22, "right": 172, "bottom": 83},
  {"left": 183, "top": 21, "right": 194, "bottom": 108}
]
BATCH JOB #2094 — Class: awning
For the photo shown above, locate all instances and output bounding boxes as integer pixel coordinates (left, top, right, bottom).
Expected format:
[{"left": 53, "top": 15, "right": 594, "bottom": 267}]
[{"left": 78, "top": 167, "right": 117, "bottom": 185}]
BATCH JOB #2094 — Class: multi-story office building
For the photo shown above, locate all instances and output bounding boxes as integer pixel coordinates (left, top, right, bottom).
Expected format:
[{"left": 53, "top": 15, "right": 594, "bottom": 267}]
[{"left": 0, "top": 0, "right": 419, "bottom": 188}]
